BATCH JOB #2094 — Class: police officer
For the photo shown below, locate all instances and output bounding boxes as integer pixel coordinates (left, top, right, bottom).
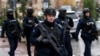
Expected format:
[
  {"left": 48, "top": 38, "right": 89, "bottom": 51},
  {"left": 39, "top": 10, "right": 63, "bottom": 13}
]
[
  {"left": 0, "top": 8, "right": 22, "bottom": 56},
  {"left": 55, "top": 8, "right": 74, "bottom": 56},
  {"left": 75, "top": 8, "right": 98, "bottom": 56},
  {"left": 23, "top": 7, "right": 38, "bottom": 56},
  {"left": 30, "top": 8, "right": 67, "bottom": 56}
]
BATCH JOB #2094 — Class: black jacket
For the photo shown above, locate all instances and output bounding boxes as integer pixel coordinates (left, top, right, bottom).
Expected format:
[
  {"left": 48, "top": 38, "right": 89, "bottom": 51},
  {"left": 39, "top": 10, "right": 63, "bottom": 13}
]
[
  {"left": 30, "top": 20, "right": 64, "bottom": 56},
  {"left": 75, "top": 17, "right": 98, "bottom": 41},
  {"left": 23, "top": 16, "right": 38, "bottom": 34},
  {"left": 1, "top": 19, "right": 22, "bottom": 38},
  {"left": 55, "top": 16, "right": 74, "bottom": 30}
]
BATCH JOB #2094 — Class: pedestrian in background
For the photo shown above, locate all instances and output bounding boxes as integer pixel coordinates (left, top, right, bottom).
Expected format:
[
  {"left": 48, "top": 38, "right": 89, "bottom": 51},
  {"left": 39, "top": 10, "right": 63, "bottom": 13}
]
[
  {"left": 75, "top": 8, "right": 98, "bottom": 56},
  {"left": 22, "top": 7, "right": 39, "bottom": 56},
  {"left": 0, "top": 8, "right": 22, "bottom": 56},
  {"left": 55, "top": 8, "right": 74, "bottom": 56}
]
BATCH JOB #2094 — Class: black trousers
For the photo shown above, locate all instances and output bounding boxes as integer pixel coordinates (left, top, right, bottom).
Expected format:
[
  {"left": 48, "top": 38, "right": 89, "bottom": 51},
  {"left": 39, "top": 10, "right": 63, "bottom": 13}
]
[
  {"left": 82, "top": 38, "right": 92, "bottom": 56},
  {"left": 65, "top": 33, "right": 73, "bottom": 56},
  {"left": 7, "top": 36, "right": 18, "bottom": 56},
  {"left": 25, "top": 33, "right": 31, "bottom": 56}
]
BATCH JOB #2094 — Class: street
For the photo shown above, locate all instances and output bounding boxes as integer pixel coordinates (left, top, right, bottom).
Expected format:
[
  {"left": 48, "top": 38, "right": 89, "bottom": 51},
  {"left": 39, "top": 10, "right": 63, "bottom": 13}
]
[
  {"left": 72, "top": 37, "right": 100, "bottom": 56},
  {"left": 0, "top": 37, "right": 100, "bottom": 56},
  {"left": 0, "top": 0, "right": 100, "bottom": 56},
  {"left": 0, "top": 38, "right": 35, "bottom": 56}
]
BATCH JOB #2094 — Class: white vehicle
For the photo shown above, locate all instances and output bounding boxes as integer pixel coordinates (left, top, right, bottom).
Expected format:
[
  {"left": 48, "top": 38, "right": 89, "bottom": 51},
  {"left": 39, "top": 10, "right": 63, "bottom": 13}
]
[
  {"left": 55, "top": 10, "right": 80, "bottom": 38},
  {"left": 66, "top": 10, "right": 81, "bottom": 38},
  {"left": 66, "top": 11, "right": 80, "bottom": 33},
  {"left": 60, "top": 5, "right": 72, "bottom": 11}
]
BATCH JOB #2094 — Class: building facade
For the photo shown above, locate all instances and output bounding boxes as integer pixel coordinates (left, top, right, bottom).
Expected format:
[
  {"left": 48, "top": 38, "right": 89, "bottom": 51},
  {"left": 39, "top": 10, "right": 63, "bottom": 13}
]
[
  {"left": 27, "top": 0, "right": 76, "bottom": 15},
  {"left": 0, "top": 0, "right": 1, "bottom": 12}
]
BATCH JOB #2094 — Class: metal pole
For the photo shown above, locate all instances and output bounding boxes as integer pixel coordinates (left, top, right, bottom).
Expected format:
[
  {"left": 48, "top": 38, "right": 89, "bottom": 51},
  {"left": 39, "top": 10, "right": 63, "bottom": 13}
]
[{"left": 8, "top": 0, "right": 17, "bottom": 10}]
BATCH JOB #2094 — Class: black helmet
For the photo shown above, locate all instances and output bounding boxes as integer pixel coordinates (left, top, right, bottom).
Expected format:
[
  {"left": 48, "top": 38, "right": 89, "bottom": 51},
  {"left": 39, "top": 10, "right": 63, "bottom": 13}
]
[
  {"left": 83, "top": 8, "right": 90, "bottom": 14},
  {"left": 44, "top": 8, "right": 56, "bottom": 16},
  {"left": 6, "top": 8, "right": 13, "bottom": 14},
  {"left": 58, "top": 8, "right": 66, "bottom": 19},
  {"left": 6, "top": 8, "right": 14, "bottom": 19},
  {"left": 59, "top": 8, "right": 66, "bottom": 13},
  {"left": 27, "top": 7, "right": 34, "bottom": 13}
]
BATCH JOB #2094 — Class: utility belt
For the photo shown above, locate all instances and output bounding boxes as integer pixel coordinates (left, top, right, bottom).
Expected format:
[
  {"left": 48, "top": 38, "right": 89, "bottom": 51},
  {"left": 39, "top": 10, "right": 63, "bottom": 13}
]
[
  {"left": 82, "top": 30, "right": 92, "bottom": 34},
  {"left": 82, "top": 29, "right": 97, "bottom": 36}
]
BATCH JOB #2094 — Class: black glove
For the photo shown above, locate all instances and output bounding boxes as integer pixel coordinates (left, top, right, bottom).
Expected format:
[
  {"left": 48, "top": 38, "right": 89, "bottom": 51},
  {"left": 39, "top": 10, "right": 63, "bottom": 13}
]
[
  {"left": 42, "top": 39, "right": 49, "bottom": 44},
  {"left": 75, "top": 35, "right": 79, "bottom": 42},
  {"left": 75, "top": 38, "right": 79, "bottom": 42}
]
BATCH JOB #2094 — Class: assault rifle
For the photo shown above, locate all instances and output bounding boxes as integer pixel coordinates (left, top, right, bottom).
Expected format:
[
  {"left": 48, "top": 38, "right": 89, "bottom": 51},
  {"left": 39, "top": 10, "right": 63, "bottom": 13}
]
[{"left": 37, "top": 22, "right": 68, "bottom": 56}]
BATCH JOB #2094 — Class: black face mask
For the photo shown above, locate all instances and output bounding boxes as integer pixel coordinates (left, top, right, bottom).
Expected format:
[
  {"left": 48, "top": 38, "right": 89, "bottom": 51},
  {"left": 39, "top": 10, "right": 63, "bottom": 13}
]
[
  {"left": 83, "top": 14, "right": 90, "bottom": 20},
  {"left": 27, "top": 9, "right": 33, "bottom": 17},
  {"left": 83, "top": 11, "right": 91, "bottom": 20},
  {"left": 44, "top": 20, "right": 55, "bottom": 27},
  {"left": 27, "top": 12, "right": 33, "bottom": 17},
  {"left": 7, "top": 14, "right": 14, "bottom": 19},
  {"left": 58, "top": 13, "right": 66, "bottom": 20}
]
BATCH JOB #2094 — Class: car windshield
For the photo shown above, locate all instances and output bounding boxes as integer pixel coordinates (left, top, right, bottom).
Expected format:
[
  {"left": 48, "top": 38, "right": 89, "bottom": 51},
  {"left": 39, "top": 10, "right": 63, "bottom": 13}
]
[{"left": 67, "top": 13, "right": 77, "bottom": 19}]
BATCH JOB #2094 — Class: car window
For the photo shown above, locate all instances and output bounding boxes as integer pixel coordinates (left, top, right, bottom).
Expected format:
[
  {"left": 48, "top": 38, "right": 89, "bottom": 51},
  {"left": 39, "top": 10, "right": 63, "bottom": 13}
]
[{"left": 67, "top": 13, "right": 77, "bottom": 19}]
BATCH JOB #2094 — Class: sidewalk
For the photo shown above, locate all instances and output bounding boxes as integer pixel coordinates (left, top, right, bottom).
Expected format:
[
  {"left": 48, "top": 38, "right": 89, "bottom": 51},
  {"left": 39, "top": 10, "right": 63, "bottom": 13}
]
[
  {"left": 72, "top": 37, "right": 100, "bottom": 56},
  {"left": 0, "top": 38, "right": 35, "bottom": 56},
  {"left": 0, "top": 37, "right": 100, "bottom": 56}
]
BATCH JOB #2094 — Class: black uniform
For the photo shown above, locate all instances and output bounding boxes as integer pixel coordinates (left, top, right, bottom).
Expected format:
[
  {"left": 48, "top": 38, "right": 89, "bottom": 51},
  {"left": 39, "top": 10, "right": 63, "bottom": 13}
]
[
  {"left": 23, "top": 7, "right": 38, "bottom": 56},
  {"left": 30, "top": 8, "right": 67, "bottom": 56},
  {"left": 55, "top": 8, "right": 74, "bottom": 56},
  {"left": 1, "top": 9, "right": 22, "bottom": 56},
  {"left": 30, "top": 20, "right": 63, "bottom": 56},
  {"left": 75, "top": 8, "right": 98, "bottom": 56}
]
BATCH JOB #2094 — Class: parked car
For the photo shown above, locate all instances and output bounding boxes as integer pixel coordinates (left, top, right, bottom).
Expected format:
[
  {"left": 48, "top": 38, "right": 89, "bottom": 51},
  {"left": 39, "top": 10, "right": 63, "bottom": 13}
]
[
  {"left": 66, "top": 11, "right": 80, "bottom": 38},
  {"left": 60, "top": 5, "right": 72, "bottom": 11},
  {"left": 66, "top": 11, "right": 80, "bottom": 32}
]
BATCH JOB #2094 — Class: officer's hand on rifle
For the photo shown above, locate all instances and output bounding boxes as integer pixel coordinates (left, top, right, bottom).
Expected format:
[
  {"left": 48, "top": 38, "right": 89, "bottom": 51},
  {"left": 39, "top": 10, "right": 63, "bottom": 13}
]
[
  {"left": 36, "top": 37, "right": 49, "bottom": 44},
  {"left": 42, "top": 39, "right": 49, "bottom": 44}
]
